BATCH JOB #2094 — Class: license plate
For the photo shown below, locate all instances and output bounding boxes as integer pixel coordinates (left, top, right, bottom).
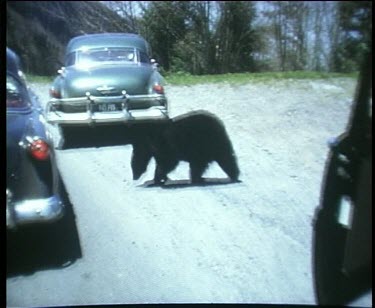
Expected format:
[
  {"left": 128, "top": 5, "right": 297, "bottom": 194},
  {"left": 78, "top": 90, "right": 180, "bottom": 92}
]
[{"left": 96, "top": 103, "right": 121, "bottom": 112}]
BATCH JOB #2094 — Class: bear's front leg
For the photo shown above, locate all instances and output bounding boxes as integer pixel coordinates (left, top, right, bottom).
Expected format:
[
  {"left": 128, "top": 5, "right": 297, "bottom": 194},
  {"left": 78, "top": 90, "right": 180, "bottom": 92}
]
[
  {"left": 153, "top": 164, "right": 169, "bottom": 185},
  {"left": 153, "top": 154, "right": 178, "bottom": 186}
]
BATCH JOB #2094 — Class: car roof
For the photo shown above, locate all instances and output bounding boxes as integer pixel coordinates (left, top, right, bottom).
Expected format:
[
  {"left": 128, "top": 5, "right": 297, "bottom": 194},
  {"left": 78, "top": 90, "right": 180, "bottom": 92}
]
[{"left": 66, "top": 33, "right": 151, "bottom": 55}]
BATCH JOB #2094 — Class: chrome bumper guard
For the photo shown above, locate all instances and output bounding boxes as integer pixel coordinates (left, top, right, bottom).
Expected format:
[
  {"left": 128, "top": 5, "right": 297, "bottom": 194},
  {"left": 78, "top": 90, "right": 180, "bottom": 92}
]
[
  {"left": 7, "top": 189, "right": 64, "bottom": 229},
  {"left": 46, "top": 92, "right": 169, "bottom": 124}
]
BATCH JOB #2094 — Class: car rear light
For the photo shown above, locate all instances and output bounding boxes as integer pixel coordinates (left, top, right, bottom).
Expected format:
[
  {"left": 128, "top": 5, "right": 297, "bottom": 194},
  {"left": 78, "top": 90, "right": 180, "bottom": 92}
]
[
  {"left": 50, "top": 87, "right": 61, "bottom": 99},
  {"left": 7, "top": 98, "right": 28, "bottom": 108},
  {"left": 153, "top": 84, "right": 164, "bottom": 94},
  {"left": 29, "top": 139, "right": 50, "bottom": 161}
]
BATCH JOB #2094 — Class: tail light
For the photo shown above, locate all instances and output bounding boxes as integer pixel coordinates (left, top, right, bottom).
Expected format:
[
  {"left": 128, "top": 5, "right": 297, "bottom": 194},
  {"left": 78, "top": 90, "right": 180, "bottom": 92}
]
[
  {"left": 50, "top": 87, "right": 61, "bottom": 99},
  {"left": 153, "top": 84, "right": 164, "bottom": 94},
  {"left": 29, "top": 139, "right": 50, "bottom": 161}
]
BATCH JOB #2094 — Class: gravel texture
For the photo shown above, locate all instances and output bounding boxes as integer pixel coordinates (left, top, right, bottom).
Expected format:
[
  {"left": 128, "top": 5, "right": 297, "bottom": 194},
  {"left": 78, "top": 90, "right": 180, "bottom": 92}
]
[{"left": 8, "top": 78, "right": 371, "bottom": 306}]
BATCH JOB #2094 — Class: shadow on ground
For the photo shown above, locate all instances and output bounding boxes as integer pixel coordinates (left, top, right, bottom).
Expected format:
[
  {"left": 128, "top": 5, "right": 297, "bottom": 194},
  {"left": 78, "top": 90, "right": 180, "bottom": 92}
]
[
  {"left": 139, "top": 177, "right": 242, "bottom": 189},
  {"left": 59, "top": 124, "right": 138, "bottom": 149},
  {"left": 7, "top": 178, "right": 82, "bottom": 277}
]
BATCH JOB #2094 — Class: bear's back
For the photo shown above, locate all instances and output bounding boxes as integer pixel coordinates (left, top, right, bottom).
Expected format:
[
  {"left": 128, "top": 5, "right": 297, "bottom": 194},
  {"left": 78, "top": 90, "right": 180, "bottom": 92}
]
[{"left": 165, "top": 110, "right": 233, "bottom": 161}]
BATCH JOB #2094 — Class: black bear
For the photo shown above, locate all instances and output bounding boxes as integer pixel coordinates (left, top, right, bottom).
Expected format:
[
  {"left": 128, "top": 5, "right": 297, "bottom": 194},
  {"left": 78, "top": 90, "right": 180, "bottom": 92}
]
[{"left": 131, "top": 110, "right": 240, "bottom": 185}]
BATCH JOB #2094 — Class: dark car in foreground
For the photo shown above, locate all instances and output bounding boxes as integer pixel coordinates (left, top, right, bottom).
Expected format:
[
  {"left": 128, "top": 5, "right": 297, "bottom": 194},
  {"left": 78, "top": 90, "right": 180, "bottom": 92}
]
[
  {"left": 6, "top": 47, "right": 65, "bottom": 229},
  {"left": 46, "top": 33, "right": 169, "bottom": 127},
  {"left": 312, "top": 46, "right": 372, "bottom": 305}
]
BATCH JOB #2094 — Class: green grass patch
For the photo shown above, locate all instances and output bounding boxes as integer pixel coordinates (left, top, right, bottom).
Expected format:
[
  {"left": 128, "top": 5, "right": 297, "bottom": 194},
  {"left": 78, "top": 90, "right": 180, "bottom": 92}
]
[
  {"left": 25, "top": 71, "right": 358, "bottom": 86},
  {"left": 25, "top": 74, "right": 54, "bottom": 83},
  {"left": 165, "top": 71, "right": 358, "bottom": 86}
]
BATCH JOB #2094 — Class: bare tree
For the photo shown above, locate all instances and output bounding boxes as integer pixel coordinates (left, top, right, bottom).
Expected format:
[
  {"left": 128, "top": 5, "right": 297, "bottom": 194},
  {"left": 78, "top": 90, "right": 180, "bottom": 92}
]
[
  {"left": 311, "top": 2, "right": 324, "bottom": 71},
  {"left": 104, "top": 1, "right": 142, "bottom": 33},
  {"left": 271, "top": 1, "right": 309, "bottom": 71},
  {"left": 214, "top": 1, "right": 258, "bottom": 73},
  {"left": 305, "top": 1, "right": 339, "bottom": 72}
]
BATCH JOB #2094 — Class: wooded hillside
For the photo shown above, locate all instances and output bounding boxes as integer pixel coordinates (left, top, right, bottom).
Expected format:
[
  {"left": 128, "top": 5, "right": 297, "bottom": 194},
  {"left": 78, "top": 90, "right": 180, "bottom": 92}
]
[
  {"left": 6, "top": 1, "right": 372, "bottom": 76},
  {"left": 7, "top": 1, "right": 129, "bottom": 75}
]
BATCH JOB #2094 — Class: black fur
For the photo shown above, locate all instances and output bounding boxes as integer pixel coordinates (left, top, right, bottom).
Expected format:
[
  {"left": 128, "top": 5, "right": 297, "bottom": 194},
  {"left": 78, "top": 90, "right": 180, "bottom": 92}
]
[{"left": 131, "top": 110, "right": 240, "bottom": 185}]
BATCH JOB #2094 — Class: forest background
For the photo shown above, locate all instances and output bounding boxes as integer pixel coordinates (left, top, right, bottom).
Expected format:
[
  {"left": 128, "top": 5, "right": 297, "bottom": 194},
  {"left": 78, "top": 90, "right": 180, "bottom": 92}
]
[{"left": 6, "top": 1, "right": 372, "bottom": 76}]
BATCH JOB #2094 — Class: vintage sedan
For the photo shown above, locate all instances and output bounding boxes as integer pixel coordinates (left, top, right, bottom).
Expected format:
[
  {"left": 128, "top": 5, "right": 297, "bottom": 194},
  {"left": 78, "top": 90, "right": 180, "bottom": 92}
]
[
  {"left": 46, "top": 33, "right": 169, "bottom": 127},
  {"left": 6, "top": 47, "right": 65, "bottom": 229}
]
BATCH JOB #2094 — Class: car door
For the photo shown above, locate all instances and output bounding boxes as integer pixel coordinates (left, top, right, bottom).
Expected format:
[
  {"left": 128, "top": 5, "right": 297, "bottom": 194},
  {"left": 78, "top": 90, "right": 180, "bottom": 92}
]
[{"left": 312, "top": 46, "right": 372, "bottom": 305}]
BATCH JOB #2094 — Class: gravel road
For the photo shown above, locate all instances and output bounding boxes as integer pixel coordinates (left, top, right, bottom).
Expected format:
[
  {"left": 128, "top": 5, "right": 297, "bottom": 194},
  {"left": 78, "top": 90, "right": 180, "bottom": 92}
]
[{"left": 7, "top": 77, "right": 371, "bottom": 306}]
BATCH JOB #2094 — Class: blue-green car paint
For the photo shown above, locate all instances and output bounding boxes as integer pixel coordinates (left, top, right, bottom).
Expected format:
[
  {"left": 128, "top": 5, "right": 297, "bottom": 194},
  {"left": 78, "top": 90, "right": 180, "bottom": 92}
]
[{"left": 47, "top": 33, "right": 169, "bottom": 125}]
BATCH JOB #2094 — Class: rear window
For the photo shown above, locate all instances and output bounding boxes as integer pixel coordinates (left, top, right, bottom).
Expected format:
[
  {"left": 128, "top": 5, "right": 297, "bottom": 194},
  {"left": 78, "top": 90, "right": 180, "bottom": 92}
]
[
  {"left": 71, "top": 47, "right": 150, "bottom": 67},
  {"left": 75, "top": 47, "right": 137, "bottom": 67},
  {"left": 6, "top": 74, "right": 30, "bottom": 108}
]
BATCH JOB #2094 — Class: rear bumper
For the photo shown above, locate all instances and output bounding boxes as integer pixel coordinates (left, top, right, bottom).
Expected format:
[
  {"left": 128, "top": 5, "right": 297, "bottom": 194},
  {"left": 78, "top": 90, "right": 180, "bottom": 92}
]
[
  {"left": 46, "top": 93, "right": 169, "bottom": 125},
  {"left": 7, "top": 189, "right": 64, "bottom": 229},
  {"left": 46, "top": 106, "right": 169, "bottom": 124}
]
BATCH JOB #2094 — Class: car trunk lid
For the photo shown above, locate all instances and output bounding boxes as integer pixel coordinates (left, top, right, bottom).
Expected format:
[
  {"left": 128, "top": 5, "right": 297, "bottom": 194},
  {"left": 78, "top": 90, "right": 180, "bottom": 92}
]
[{"left": 63, "top": 64, "right": 154, "bottom": 97}]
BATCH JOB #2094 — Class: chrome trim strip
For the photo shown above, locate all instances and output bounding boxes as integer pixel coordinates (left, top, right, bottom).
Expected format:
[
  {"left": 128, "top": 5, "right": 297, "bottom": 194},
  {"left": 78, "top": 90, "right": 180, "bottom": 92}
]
[
  {"left": 49, "top": 93, "right": 165, "bottom": 105},
  {"left": 46, "top": 92, "right": 168, "bottom": 124}
]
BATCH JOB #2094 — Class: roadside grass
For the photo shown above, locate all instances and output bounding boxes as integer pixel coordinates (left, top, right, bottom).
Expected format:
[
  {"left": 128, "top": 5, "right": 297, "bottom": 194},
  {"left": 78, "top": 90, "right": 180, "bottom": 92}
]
[
  {"left": 26, "top": 71, "right": 357, "bottom": 86},
  {"left": 25, "top": 74, "right": 55, "bottom": 83},
  {"left": 164, "top": 71, "right": 358, "bottom": 86}
]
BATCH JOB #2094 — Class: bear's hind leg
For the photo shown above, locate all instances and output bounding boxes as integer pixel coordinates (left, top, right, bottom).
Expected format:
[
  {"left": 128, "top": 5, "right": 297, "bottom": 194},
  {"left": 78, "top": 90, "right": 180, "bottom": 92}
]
[{"left": 216, "top": 154, "right": 240, "bottom": 182}]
